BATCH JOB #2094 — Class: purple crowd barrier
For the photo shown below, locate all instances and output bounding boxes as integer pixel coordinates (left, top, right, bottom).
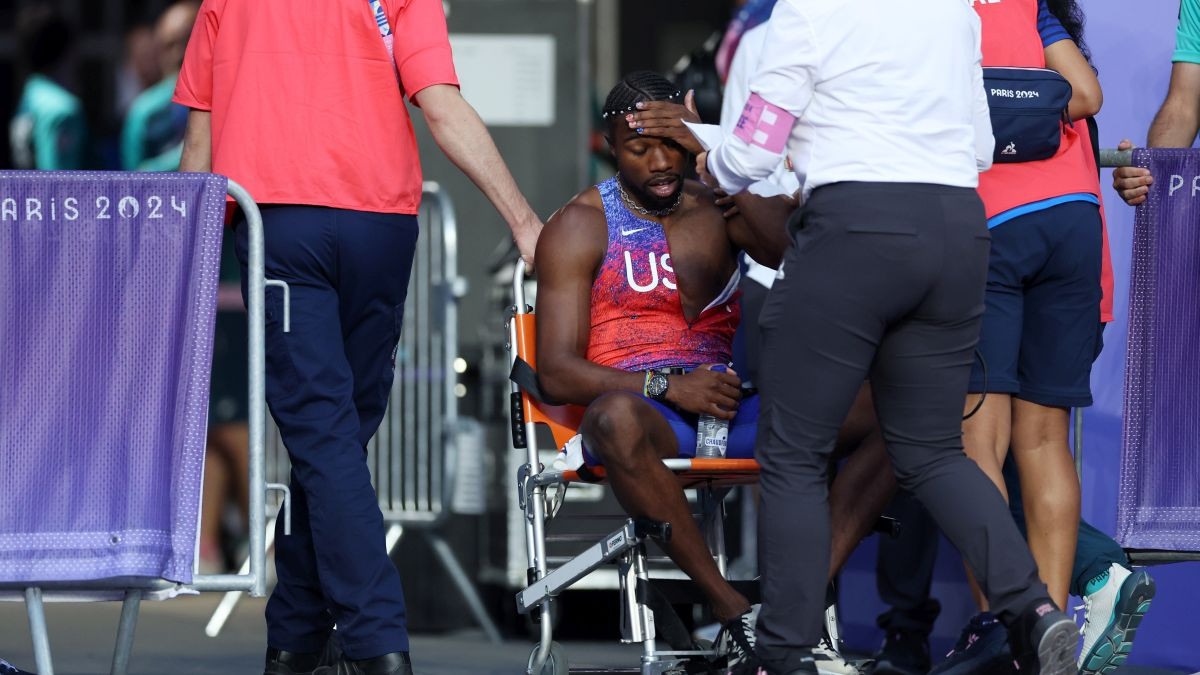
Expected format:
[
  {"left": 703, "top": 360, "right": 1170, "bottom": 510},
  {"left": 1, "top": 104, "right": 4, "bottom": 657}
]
[
  {"left": 0, "top": 171, "right": 228, "bottom": 585},
  {"left": 1118, "top": 149, "right": 1200, "bottom": 553}
]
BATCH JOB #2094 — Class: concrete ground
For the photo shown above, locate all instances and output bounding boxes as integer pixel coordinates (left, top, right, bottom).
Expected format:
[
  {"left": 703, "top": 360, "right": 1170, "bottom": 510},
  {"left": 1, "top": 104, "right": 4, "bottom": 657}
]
[
  {"left": 0, "top": 595, "right": 640, "bottom": 675},
  {"left": 0, "top": 594, "right": 1188, "bottom": 674}
]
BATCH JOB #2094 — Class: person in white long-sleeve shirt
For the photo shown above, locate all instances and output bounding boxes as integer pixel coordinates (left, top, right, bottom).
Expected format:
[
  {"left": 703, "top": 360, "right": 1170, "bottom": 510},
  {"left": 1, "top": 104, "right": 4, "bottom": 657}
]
[{"left": 692, "top": 1, "right": 1081, "bottom": 673}]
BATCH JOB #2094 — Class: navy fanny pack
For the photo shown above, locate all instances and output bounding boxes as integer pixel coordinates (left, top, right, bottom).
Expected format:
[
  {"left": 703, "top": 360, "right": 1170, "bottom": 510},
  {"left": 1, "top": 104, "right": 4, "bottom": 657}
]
[{"left": 982, "top": 67, "right": 1072, "bottom": 164}]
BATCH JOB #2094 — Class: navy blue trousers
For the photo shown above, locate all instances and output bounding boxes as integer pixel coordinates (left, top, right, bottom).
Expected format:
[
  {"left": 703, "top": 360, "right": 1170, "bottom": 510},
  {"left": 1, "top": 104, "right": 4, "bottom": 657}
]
[{"left": 236, "top": 205, "right": 419, "bottom": 659}]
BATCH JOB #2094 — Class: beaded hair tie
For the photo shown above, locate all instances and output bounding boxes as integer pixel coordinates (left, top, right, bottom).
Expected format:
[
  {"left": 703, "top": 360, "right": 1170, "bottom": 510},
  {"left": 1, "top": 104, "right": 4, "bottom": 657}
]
[{"left": 601, "top": 91, "right": 682, "bottom": 119}]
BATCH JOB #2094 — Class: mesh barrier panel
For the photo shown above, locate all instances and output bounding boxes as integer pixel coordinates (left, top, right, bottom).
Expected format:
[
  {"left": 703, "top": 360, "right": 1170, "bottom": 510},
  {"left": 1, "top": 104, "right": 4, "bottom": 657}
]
[
  {"left": 0, "top": 171, "right": 228, "bottom": 583},
  {"left": 1118, "top": 149, "right": 1200, "bottom": 552}
]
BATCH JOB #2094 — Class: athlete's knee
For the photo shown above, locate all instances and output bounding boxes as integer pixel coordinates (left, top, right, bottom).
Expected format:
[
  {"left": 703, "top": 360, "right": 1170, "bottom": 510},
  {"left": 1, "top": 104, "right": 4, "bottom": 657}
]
[{"left": 581, "top": 392, "right": 649, "bottom": 464}]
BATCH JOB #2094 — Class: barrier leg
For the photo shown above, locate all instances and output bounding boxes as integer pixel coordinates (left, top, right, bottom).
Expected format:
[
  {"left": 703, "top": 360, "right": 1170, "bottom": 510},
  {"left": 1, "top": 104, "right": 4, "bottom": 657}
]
[
  {"left": 25, "top": 587, "right": 54, "bottom": 675},
  {"left": 206, "top": 517, "right": 277, "bottom": 637},
  {"left": 422, "top": 531, "right": 503, "bottom": 644},
  {"left": 110, "top": 590, "right": 143, "bottom": 675},
  {"left": 384, "top": 523, "right": 404, "bottom": 553}
]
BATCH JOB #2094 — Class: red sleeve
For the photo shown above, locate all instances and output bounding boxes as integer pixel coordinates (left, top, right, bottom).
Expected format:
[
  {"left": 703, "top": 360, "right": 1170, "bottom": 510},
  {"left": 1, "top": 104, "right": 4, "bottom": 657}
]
[
  {"left": 390, "top": 0, "right": 459, "bottom": 101},
  {"left": 172, "top": 0, "right": 222, "bottom": 110}
]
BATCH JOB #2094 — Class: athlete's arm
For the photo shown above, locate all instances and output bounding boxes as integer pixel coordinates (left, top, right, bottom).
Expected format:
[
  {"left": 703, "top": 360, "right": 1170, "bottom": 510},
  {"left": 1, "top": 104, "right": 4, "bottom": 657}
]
[
  {"left": 535, "top": 202, "right": 645, "bottom": 406},
  {"left": 723, "top": 191, "right": 796, "bottom": 269}
]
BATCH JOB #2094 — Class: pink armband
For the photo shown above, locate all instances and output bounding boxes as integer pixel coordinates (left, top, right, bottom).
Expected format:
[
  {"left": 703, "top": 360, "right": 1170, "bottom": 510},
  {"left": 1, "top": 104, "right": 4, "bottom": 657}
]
[{"left": 732, "top": 93, "right": 795, "bottom": 154}]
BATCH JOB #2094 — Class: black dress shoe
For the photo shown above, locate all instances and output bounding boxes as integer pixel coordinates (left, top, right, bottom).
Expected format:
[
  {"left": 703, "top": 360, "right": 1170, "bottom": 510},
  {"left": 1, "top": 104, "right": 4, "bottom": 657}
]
[
  {"left": 265, "top": 647, "right": 326, "bottom": 675},
  {"left": 315, "top": 652, "right": 413, "bottom": 675}
]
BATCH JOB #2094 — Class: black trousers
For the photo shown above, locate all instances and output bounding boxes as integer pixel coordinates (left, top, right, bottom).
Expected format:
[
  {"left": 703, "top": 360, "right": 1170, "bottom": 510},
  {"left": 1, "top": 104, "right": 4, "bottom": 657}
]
[
  {"left": 753, "top": 182, "right": 1047, "bottom": 670},
  {"left": 875, "top": 491, "right": 941, "bottom": 636}
]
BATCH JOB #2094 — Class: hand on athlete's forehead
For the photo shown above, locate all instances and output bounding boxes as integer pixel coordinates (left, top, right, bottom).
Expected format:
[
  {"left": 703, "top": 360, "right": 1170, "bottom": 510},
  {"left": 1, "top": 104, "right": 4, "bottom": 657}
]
[{"left": 625, "top": 90, "right": 703, "bottom": 155}]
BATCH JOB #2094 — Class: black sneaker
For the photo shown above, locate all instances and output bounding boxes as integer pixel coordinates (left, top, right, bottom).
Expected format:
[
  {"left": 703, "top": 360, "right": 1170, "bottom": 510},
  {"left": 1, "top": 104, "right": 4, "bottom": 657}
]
[
  {"left": 871, "top": 629, "right": 931, "bottom": 674},
  {"left": 0, "top": 659, "right": 34, "bottom": 675},
  {"left": 1008, "top": 600, "right": 1077, "bottom": 675},
  {"left": 928, "top": 613, "right": 1011, "bottom": 675},
  {"left": 716, "top": 610, "right": 759, "bottom": 670},
  {"left": 314, "top": 652, "right": 413, "bottom": 675}
]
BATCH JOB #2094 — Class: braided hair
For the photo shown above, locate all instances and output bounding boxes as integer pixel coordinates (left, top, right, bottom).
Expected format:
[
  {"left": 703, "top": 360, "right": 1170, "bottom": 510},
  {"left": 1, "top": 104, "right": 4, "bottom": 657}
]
[{"left": 601, "top": 71, "right": 682, "bottom": 121}]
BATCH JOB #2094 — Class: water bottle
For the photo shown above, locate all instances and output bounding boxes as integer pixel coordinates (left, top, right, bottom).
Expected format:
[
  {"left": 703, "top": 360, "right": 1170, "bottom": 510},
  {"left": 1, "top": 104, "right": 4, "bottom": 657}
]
[{"left": 695, "top": 366, "right": 730, "bottom": 458}]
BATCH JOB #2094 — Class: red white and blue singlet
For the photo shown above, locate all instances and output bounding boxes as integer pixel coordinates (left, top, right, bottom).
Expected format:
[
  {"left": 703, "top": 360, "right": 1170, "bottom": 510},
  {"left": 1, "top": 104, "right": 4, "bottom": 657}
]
[
  {"left": 573, "top": 177, "right": 754, "bottom": 466},
  {"left": 585, "top": 176, "right": 741, "bottom": 373}
]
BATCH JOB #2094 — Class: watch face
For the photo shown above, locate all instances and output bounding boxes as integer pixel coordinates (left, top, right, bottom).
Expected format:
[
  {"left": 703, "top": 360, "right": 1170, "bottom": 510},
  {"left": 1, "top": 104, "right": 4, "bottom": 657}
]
[{"left": 647, "top": 373, "right": 668, "bottom": 399}]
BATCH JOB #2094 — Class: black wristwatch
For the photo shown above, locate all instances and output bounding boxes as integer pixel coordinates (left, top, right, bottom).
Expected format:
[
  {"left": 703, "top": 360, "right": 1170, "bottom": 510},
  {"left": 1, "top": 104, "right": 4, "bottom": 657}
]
[{"left": 645, "top": 371, "right": 670, "bottom": 402}]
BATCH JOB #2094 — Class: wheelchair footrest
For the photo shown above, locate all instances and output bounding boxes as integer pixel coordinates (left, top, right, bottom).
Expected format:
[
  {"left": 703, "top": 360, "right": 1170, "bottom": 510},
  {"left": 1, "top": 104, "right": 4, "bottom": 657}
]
[{"left": 517, "top": 519, "right": 646, "bottom": 615}]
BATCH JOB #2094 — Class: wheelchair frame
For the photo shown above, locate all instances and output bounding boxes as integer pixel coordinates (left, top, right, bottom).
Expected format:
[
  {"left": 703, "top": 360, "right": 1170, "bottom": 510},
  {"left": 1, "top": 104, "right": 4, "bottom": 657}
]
[{"left": 507, "top": 259, "right": 768, "bottom": 675}]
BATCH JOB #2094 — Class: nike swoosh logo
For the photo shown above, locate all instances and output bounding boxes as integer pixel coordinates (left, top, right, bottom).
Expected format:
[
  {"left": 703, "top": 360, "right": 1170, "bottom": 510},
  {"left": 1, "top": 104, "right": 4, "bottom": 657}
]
[{"left": 621, "top": 227, "right": 649, "bottom": 236}]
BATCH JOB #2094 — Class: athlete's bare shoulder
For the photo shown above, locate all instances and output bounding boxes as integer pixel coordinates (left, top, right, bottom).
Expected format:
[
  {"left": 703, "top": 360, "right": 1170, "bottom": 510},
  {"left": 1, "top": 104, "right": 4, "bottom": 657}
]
[
  {"left": 537, "top": 186, "right": 608, "bottom": 271},
  {"left": 546, "top": 186, "right": 604, "bottom": 229}
]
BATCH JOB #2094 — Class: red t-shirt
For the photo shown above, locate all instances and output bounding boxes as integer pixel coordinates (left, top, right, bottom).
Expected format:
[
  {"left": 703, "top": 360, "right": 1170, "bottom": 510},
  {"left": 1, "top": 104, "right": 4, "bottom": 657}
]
[
  {"left": 173, "top": 0, "right": 458, "bottom": 214},
  {"left": 973, "top": 0, "right": 1114, "bottom": 322}
]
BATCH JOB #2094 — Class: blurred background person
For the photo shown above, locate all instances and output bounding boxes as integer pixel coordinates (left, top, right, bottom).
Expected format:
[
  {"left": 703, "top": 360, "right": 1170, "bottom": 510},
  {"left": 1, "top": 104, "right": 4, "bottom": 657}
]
[
  {"left": 121, "top": 0, "right": 199, "bottom": 171},
  {"left": 10, "top": 4, "right": 87, "bottom": 170},
  {"left": 115, "top": 21, "right": 164, "bottom": 119},
  {"left": 199, "top": 258, "right": 252, "bottom": 575}
]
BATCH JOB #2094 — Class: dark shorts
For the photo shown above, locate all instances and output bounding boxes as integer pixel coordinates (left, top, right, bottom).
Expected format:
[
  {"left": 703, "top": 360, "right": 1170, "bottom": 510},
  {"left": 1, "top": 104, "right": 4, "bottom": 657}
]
[
  {"left": 582, "top": 394, "right": 759, "bottom": 467},
  {"left": 968, "top": 200, "right": 1102, "bottom": 408}
]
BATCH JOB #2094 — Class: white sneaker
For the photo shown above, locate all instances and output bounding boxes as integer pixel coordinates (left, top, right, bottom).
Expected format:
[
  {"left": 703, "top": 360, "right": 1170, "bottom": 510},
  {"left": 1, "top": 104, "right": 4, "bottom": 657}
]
[
  {"left": 1076, "top": 563, "right": 1155, "bottom": 673},
  {"left": 813, "top": 638, "right": 860, "bottom": 675},
  {"left": 716, "top": 609, "right": 759, "bottom": 668}
]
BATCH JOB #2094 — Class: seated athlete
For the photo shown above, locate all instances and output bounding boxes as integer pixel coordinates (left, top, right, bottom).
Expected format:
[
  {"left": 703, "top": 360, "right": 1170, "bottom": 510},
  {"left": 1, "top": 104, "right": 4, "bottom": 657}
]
[{"left": 534, "top": 71, "right": 893, "bottom": 673}]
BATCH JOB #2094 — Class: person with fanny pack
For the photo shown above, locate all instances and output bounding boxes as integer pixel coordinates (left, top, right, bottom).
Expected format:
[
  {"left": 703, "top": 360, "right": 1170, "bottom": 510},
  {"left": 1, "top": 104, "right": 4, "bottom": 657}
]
[
  {"left": 929, "top": 2, "right": 1119, "bottom": 673},
  {"left": 174, "top": 1, "right": 543, "bottom": 673}
]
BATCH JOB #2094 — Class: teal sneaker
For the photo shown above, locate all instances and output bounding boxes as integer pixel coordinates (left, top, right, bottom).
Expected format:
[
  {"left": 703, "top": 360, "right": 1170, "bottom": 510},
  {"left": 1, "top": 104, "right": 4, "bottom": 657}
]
[{"left": 1077, "top": 564, "right": 1155, "bottom": 674}]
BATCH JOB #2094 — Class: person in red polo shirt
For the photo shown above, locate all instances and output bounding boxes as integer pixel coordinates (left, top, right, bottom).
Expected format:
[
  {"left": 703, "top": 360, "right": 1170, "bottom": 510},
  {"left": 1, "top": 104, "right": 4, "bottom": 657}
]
[{"left": 173, "top": 2, "right": 542, "bottom": 674}]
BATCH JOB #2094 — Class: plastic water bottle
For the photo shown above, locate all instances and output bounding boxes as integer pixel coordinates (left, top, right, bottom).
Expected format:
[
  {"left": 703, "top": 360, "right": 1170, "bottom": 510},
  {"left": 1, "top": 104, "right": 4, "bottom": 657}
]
[{"left": 695, "top": 366, "right": 730, "bottom": 458}]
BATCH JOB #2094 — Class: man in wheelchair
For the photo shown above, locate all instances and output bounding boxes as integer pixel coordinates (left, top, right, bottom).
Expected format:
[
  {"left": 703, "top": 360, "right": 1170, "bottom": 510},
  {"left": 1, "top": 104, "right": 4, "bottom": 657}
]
[{"left": 531, "top": 71, "right": 893, "bottom": 674}]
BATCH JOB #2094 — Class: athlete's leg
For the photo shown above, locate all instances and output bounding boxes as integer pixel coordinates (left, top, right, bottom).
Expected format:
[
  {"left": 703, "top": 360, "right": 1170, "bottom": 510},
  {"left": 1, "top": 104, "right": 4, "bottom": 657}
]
[{"left": 582, "top": 391, "right": 750, "bottom": 623}]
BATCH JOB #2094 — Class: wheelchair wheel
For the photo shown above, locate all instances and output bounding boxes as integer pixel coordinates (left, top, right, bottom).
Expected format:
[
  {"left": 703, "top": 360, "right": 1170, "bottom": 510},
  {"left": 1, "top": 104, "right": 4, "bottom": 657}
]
[{"left": 526, "top": 641, "right": 568, "bottom": 675}]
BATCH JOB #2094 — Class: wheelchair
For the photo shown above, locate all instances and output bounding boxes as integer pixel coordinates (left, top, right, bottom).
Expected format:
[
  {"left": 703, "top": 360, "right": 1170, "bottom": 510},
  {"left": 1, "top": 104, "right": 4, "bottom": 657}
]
[{"left": 506, "top": 260, "right": 866, "bottom": 675}]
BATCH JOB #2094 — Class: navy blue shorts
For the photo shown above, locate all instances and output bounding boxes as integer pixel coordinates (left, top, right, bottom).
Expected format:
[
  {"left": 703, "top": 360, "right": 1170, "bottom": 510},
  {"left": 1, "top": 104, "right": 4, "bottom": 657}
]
[
  {"left": 968, "top": 200, "right": 1102, "bottom": 408},
  {"left": 582, "top": 394, "right": 759, "bottom": 466}
]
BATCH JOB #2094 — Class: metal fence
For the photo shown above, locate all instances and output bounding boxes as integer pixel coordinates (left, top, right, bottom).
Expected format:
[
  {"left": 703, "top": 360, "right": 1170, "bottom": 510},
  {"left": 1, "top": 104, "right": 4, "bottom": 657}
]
[
  {"left": 206, "top": 182, "right": 501, "bottom": 641},
  {"left": 2, "top": 177, "right": 270, "bottom": 675}
]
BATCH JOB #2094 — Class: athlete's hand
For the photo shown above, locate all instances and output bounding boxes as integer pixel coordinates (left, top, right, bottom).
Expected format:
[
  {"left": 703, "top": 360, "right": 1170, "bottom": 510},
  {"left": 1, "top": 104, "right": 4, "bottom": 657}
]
[
  {"left": 1112, "top": 139, "right": 1153, "bottom": 206},
  {"left": 665, "top": 365, "right": 741, "bottom": 420},
  {"left": 626, "top": 90, "right": 704, "bottom": 154}
]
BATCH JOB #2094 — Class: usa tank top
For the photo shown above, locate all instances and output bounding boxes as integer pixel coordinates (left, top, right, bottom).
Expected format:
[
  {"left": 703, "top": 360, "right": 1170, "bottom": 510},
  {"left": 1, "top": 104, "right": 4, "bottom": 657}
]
[{"left": 585, "top": 176, "right": 741, "bottom": 372}]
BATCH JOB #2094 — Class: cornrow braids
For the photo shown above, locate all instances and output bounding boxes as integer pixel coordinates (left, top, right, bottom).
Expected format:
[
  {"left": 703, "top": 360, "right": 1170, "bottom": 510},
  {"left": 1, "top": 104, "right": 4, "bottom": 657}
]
[{"left": 601, "top": 71, "right": 682, "bottom": 120}]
